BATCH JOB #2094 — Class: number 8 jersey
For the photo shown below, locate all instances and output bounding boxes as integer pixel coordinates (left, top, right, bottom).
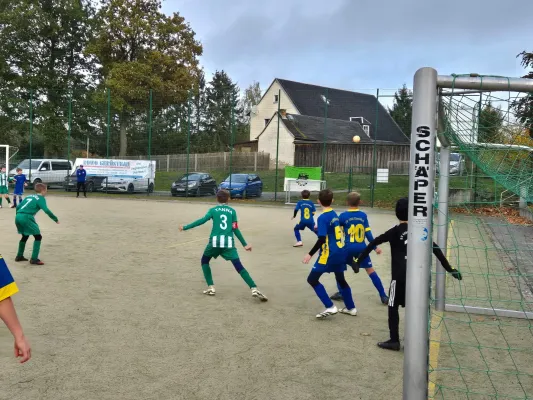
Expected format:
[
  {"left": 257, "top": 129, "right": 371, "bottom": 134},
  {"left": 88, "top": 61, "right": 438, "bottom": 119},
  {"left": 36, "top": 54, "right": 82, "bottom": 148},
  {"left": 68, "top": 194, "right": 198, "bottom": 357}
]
[
  {"left": 315, "top": 208, "right": 345, "bottom": 266},
  {"left": 184, "top": 204, "right": 239, "bottom": 248},
  {"left": 339, "top": 209, "right": 374, "bottom": 253}
]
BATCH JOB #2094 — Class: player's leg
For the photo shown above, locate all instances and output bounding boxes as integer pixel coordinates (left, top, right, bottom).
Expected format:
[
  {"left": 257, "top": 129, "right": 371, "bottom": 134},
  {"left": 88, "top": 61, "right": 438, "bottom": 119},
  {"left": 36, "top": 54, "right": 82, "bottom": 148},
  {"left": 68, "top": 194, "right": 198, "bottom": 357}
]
[
  {"left": 335, "top": 271, "right": 357, "bottom": 315},
  {"left": 307, "top": 270, "right": 337, "bottom": 318},
  {"left": 30, "top": 234, "right": 44, "bottom": 265},
  {"left": 76, "top": 182, "right": 81, "bottom": 197},
  {"left": 364, "top": 265, "right": 388, "bottom": 304},
  {"left": 200, "top": 254, "right": 215, "bottom": 295},
  {"left": 230, "top": 258, "right": 267, "bottom": 301},
  {"left": 4, "top": 193, "right": 10, "bottom": 205},
  {"left": 15, "top": 236, "right": 29, "bottom": 262},
  {"left": 378, "top": 280, "right": 401, "bottom": 351},
  {"left": 330, "top": 252, "right": 357, "bottom": 301},
  {"left": 12, "top": 192, "right": 18, "bottom": 208},
  {"left": 83, "top": 182, "right": 87, "bottom": 197},
  {"left": 293, "top": 223, "right": 303, "bottom": 247}
]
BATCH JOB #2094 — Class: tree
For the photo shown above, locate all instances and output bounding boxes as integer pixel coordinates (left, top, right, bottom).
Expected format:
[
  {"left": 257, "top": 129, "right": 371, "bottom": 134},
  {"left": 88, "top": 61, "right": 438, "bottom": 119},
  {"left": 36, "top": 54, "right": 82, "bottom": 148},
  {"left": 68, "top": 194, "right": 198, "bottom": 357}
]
[
  {"left": 203, "top": 71, "right": 242, "bottom": 152},
  {"left": 0, "top": 0, "right": 97, "bottom": 155},
  {"left": 87, "top": 0, "right": 203, "bottom": 156},
  {"left": 478, "top": 102, "right": 504, "bottom": 143},
  {"left": 241, "top": 81, "right": 262, "bottom": 125},
  {"left": 388, "top": 84, "right": 413, "bottom": 138},
  {"left": 513, "top": 51, "right": 533, "bottom": 139}
]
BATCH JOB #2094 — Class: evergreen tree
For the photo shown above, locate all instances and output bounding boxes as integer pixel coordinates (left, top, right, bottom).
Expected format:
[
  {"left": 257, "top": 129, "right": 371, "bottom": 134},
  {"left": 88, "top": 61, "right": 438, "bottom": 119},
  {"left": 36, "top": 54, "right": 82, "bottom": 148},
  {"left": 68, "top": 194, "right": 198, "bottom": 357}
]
[
  {"left": 513, "top": 50, "right": 533, "bottom": 138},
  {"left": 388, "top": 84, "right": 413, "bottom": 138},
  {"left": 478, "top": 102, "right": 504, "bottom": 143}
]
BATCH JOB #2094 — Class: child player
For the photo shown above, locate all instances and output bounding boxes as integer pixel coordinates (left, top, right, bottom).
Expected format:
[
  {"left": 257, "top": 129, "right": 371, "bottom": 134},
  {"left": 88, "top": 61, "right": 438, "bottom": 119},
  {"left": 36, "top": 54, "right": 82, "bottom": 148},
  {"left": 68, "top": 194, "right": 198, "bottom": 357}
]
[
  {"left": 329, "top": 192, "right": 389, "bottom": 305},
  {"left": 15, "top": 183, "right": 59, "bottom": 265},
  {"left": 11, "top": 168, "right": 28, "bottom": 208},
  {"left": 354, "top": 197, "right": 462, "bottom": 351},
  {"left": 179, "top": 190, "right": 268, "bottom": 301},
  {"left": 0, "top": 165, "right": 12, "bottom": 208},
  {"left": 302, "top": 189, "right": 357, "bottom": 318},
  {"left": 292, "top": 189, "right": 317, "bottom": 247},
  {"left": 0, "top": 253, "right": 31, "bottom": 363}
]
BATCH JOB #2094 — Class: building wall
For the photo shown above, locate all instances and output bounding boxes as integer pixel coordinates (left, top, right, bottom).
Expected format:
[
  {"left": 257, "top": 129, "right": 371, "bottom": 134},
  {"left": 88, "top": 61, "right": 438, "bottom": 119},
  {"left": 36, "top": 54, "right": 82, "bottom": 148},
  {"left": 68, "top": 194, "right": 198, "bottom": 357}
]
[
  {"left": 250, "top": 80, "right": 299, "bottom": 141},
  {"left": 257, "top": 114, "right": 295, "bottom": 168}
]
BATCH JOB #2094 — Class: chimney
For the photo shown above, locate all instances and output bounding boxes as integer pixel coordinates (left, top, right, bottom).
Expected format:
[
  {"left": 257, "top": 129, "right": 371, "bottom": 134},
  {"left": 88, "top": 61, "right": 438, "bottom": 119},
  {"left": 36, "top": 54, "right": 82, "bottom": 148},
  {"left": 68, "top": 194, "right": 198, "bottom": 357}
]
[{"left": 280, "top": 109, "right": 287, "bottom": 119}]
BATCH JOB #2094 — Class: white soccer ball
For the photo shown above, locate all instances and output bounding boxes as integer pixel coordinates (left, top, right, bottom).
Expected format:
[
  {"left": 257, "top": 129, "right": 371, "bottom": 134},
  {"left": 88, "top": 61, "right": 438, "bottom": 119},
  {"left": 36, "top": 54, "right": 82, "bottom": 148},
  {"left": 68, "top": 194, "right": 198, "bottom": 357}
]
[{"left": 352, "top": 135, "right": 361, "bottom": 143}]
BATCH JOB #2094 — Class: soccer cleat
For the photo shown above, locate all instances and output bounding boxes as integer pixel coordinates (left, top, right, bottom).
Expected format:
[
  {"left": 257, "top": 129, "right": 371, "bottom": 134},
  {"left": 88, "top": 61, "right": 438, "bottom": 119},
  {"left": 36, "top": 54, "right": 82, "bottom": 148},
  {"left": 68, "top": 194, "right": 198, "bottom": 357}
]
[
  {"left": 340, "top": 307, "right": 358, "bottom": 316},
  {"left": 15, "top": 256, "right": 28, "bottom": 262},
  {"left": 10, "top": 205, "right": 15, "bottom": 209},
  {"left": 377, "top": 340, "right": 401, "bottom": 351},
  {"left": 203, "top": 287, "right": 216, "bottom": 296},
  {"left": 251, "top": 288, "right": 268, "bottom": 302},
  {"left": 293, "top": 241, "right": 303, "bottom": 247},
  {"left": 30, "top": 259, "right": 44, "bottom": 265},
  {"left": 329, "top": 292, "right": 344, "bottom": 301},
  {"left": 381, "top": 296, "right": 389, "bottom": 305},
  {"left": 316, "top": 306, "right": 338, "bottom": 319}
]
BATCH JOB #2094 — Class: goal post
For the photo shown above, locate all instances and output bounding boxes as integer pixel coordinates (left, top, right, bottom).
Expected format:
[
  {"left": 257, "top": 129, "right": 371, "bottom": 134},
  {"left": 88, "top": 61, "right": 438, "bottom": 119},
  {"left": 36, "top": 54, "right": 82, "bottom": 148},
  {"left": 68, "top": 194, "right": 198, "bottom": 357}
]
[
  {"left": 0, "top": 145, "right": 10, "bottom": 173},
  {"left": 284, "top": 178, "right": 326, "bottom": 204}
]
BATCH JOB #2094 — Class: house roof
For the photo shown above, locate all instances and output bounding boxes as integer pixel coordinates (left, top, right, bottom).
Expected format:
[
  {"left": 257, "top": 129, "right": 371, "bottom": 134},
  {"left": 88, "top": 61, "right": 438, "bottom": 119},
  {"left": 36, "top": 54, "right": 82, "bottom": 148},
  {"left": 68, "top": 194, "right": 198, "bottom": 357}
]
[
  {"left": 276, "top": 78, "right": 409, "bottom": 144},
  {"left": 281, "top": 114, "right": 394, "bottom": 144}
]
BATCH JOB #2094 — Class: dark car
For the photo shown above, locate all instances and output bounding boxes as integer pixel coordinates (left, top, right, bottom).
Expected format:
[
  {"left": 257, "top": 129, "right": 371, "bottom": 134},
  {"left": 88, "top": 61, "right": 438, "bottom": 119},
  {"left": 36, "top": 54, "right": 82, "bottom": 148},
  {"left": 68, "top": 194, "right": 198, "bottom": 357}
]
[
  {"left": 218, "top": 174, "right": 263, "bottom": 198},
  {"left": 171, "top": 172, "right": 218, "bottom": 197},
  {"left": 64, "top": 171, "right": 107, "bottom": 193}
]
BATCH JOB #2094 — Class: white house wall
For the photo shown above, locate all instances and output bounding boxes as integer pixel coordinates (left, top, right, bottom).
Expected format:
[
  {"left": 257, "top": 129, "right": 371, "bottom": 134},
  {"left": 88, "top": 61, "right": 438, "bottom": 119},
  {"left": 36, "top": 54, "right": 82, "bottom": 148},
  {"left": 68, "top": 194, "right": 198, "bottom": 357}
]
[
  {"left": 250, "top": 80, "right": 298, "bottom": 141},
  {"left": 257, "top": 114, "right": 295, "bottom": 168}
]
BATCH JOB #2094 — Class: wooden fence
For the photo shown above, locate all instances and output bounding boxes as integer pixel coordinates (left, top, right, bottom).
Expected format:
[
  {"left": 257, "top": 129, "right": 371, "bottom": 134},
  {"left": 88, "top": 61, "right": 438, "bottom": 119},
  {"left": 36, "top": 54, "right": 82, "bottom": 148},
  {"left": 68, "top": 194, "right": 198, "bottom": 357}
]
[
  {"left": 113, "top": 152, "right": 270, "bottom": 172},
  {"left": 294, "top": 143, "right": 410, "bottom": 172}
]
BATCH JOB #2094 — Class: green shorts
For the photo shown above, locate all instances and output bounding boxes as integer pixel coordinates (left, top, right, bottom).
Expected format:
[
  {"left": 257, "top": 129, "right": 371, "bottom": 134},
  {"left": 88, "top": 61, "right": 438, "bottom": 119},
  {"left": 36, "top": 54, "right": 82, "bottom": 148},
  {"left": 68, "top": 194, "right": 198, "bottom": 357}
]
[
  {"left": 0, "top": 186, "right": 8, "bottom": 195},
  {"left": 15, "top": 214, "right": 40, "bottom": 236},
  {"left": 203, "top": 244, "right": 239, "bottom": 261}
]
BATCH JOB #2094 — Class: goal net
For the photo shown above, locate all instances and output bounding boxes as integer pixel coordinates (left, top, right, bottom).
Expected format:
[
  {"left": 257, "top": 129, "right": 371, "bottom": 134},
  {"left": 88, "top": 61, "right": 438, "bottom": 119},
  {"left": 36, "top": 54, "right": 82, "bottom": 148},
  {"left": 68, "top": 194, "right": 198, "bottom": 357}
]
[
  {"left": 284, "top": 179, "right": 326, "bottom": 205},
  {"left": 0, "top": 145, "right": 11, "bottom": 172},
  {"left": 406, "top": 70, "right": 533, "bottom": 400}
]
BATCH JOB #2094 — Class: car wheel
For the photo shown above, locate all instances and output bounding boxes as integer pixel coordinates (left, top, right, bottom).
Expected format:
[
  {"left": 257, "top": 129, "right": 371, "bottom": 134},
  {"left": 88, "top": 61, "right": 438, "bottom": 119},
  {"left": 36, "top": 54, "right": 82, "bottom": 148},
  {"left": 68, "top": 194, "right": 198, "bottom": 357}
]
[
  {"left": 127, "top": 183, "right": 134, "bottom": 194},
  {"left": 148, "top": 183, "right": 154, "bottom": 193},
  {"left": 87, "top": 182, "right": 94, "bottom": 193},
  {"left": 33, "top": 178, "right": 42, "bottom": 185}
]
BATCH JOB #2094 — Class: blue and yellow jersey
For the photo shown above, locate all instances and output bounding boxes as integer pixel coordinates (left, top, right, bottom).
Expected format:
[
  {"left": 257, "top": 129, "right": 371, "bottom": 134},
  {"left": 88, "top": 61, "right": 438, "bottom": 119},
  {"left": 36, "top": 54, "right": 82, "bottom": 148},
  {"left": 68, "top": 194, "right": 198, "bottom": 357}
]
[
  {"left": 315, "top": 208, "right": 345, "bottom": 265},
  {"left": 0, "top": 255, "right": 18, "bottom": 303},
  {"left": 339, "top": 209, "right": 375, "bottom": 252},
  {"left": 295, "top": 200, "right": 316, "bottom": 223}
]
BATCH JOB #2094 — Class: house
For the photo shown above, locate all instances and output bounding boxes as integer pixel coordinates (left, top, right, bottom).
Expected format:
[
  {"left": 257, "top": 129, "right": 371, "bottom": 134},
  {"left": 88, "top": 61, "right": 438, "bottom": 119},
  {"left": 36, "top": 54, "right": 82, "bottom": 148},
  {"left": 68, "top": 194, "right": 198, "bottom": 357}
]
[{"left": 247, "top": 78, "right": 410, "bottom": 167}]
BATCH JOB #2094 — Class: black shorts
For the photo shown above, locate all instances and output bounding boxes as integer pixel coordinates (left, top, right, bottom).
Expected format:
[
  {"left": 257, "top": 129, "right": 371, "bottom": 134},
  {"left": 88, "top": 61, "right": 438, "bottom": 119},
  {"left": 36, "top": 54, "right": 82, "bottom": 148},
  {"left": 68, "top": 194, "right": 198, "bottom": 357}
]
[{"left": 388, "top": 280, "right": 406, "bottom": 308}]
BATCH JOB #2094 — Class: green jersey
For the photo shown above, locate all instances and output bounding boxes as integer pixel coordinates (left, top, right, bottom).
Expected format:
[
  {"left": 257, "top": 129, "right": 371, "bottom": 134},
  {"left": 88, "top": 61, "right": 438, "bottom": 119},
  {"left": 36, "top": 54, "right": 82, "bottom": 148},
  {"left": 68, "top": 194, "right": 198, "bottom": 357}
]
[
  {"left": 16, "top": 194, "right": 58, "bottom": 222},
  {"left": 0, "top": 172, "right": 8, "bottom": 187},
  {"left": 184, "top": 204, "right": 246, "bottom": 249}
]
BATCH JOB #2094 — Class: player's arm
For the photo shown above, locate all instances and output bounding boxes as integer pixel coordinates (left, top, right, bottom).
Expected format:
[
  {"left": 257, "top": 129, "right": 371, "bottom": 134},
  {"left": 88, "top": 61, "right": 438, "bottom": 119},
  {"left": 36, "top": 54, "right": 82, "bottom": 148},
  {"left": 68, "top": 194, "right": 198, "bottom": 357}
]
[
  {"left": 182, "top": 211, "right": 211, "bottom": 231},
  {"left": 364, "top": 217, "right": 379, "bottom": 252},
  {"left": 303, "top": 216, "right": 326, "bottom": 263},
  {"left": 38, "top": 197, "right": 59, "bottom": 222},
  {"left": 292, "top": 202, "right": 299, "bottom": 219},
  {"left": 432, "top": 242, "right": 462, "bottom": 280},
  {"left": 356, "top": 228, "right": 394, "bottom": 264}
]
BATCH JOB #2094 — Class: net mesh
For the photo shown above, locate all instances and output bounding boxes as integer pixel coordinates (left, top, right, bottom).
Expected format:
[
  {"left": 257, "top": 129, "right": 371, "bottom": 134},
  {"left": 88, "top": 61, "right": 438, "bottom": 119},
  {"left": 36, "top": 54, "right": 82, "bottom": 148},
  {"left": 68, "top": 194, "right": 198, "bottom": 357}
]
[{"left": 429, "top": 78, "right": 533, "bottom": 399}]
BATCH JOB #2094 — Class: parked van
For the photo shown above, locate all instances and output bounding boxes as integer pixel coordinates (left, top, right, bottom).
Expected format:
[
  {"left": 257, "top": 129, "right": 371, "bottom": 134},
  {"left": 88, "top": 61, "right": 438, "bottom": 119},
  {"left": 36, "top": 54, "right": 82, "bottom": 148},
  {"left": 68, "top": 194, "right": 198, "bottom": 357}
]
[{"left": 10, "top": 159, "right": 73, "bottom": 186}]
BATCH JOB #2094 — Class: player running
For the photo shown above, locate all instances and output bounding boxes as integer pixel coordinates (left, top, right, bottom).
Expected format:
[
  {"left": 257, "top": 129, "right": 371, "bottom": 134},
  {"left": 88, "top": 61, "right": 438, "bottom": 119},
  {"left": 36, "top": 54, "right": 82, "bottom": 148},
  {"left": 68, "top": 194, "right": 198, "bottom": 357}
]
[
  {"left": 292, "top": 190, "right": 317, "bottom": 247},
  {"left": 11, "top": 168, "right": 28, "bottom": 208},
  {"left": 179, "top": 190, "right": 268, "bottom": 301}
]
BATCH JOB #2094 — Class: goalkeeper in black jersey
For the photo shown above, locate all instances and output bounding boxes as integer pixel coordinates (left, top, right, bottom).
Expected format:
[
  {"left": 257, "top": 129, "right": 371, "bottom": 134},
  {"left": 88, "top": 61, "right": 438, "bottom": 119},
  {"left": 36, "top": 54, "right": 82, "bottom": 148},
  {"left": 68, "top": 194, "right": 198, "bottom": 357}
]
[{"left": 355, "top": 197, "right": 462, "bottom": 351}]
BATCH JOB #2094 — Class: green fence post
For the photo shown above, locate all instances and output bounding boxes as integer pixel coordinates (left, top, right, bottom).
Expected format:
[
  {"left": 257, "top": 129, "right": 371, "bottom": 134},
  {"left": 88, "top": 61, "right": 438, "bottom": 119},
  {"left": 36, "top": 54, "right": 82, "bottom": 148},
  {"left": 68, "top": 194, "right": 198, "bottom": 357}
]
[
  {"left": 29, "top": 90, "right": 33, "bottom": 182},
  {"left": 229, "top": 92, "right": 236, "bottom": 192},
  {"left": 274, "top": 89, "right": 281, "bottom": 201},
  {"left": 67, "top": 95, "right": 72, "bottom": 177},
  {"left": 321, "top": 88, "right": 329, "bottom": 181},
  {"left": 106, "top": 88, "right": 111, "bottom": 158},
  {"left": 186, "top": 90, "right": 191, "bottom": 198},
  {"left": 148, "top": 89, "right": 153, "bottom": 160},
  {"left": 370, "top": 89, "right": 380, "bottom": 208}
]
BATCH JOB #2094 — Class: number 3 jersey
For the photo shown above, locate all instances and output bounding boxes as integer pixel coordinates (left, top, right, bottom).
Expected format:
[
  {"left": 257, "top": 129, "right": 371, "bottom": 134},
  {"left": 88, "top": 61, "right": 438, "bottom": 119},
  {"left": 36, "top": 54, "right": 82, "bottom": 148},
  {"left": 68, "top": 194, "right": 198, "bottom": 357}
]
[
  {"left": 183, "top": 204, "right": 242, "bottom": 248},
  {"left": 315, "top": 209, "right": 345, "bottom": 266},
  {"left": 339, "top": 209, "right": 375, "bottom": 253}
]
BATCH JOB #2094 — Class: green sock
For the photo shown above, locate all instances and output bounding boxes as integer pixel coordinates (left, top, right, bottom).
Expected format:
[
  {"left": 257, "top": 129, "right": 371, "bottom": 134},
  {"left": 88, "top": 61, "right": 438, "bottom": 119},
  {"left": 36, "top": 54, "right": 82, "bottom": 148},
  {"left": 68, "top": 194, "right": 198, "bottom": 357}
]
[
  {"left": 0, "top": 198, "right": 3, "bottom": 206},
  {"left": 201, "top": 264, "right": 214, "bottom": 286},
  {"left": 17, "top": 241, "right": 26, "bottom": 257},
  {"left": 31, "top": 240, "right": 41, "bottom": 260},
  {"left": 6, "top": 197, "right": 10, "bottom": 204},
  {"left": 239, "top": 268, "right": 256, "bottom": 289}
]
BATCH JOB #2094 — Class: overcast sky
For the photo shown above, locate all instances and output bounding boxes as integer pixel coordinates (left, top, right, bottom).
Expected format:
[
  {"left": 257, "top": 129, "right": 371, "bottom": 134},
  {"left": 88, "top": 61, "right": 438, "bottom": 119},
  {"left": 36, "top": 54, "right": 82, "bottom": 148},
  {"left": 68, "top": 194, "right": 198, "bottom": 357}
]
[{"left": 162, "top": 0, "right": 533, "bottom": 96}]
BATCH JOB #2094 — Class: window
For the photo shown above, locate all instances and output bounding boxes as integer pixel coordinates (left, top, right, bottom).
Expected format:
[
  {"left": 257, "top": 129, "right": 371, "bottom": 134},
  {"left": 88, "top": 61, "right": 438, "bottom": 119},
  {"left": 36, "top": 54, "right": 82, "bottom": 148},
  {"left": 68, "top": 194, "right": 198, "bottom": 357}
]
[
  {"left": 264, "top": 118, "right": 270, "bottom": 126},
  {"left": 52, "top": 161, "right": 71, "bottom": 171},
  {"left": 274, "top": 95, "right": 279, "bottom": 103},
  {"left": 363, "top": 125, "right": 370, "bottom": 136},
  {"left": 350, "top": 117, "right": 364, "bottom": 124},
  {"left": 39, "top": 162, "right": 50, "bottom": 171}
]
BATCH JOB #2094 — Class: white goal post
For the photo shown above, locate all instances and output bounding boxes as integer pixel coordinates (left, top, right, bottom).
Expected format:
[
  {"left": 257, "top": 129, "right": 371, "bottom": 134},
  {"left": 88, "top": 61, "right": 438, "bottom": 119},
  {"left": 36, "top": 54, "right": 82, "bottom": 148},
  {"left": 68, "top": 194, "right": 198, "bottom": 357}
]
[
  {"left": 0, "top": 145, "right": 10, "bottom": 173},
  {"left": 284, "top": 179, "right": 326, "bottom": 204}
]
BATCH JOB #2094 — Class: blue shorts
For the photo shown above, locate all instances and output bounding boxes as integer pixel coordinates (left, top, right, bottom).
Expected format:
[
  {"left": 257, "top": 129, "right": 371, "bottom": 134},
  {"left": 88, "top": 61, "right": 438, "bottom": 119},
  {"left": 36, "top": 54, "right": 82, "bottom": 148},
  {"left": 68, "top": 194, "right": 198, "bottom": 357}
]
[
  {"left": 345, "top": 247, "right": 372, "bottom": 268},
  {"left": 13, "top": 190, "right": 23, "bottom": 196},
  {"left": 295, "top": 221, "right": 315, "bottom": 231},
  {"left": 313, "top": 254, "right": 347, "bottom": 273}
]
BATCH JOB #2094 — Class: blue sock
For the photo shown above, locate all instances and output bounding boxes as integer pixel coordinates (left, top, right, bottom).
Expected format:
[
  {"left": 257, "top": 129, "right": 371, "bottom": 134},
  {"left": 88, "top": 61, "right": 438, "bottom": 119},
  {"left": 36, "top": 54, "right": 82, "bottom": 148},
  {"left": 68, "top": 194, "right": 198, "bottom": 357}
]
[
  {"left": 313, "top": 283, "right": 334, "bottom": 308},
  {"left": 294, "top": 227, "right": 302, "bottom": 242},
  {"left": 336, "top": 282, "right": 342, "bottom": 294},
  {"left": 340, "top": 285, "right": 355, "bottom": 309},
  {"left": 369, "top": 271, "right": 387, "bottom": 298}
]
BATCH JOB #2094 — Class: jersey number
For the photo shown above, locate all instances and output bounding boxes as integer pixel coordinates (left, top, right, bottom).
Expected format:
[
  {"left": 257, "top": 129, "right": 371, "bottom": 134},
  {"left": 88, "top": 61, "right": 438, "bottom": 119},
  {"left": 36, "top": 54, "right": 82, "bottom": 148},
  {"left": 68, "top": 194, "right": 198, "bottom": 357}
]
[
  {"left": 220, "top": 215, "right": 228, "bottom": 230},
  {"left": 19, "top": 198, "right": 33, "bottom": 210},
  {"left": 348, "top": 224, "right": 365, "bottom": 243},
  {"left": 303, "top": 208, "right": 311, "bottom": 220},
  {"left": 335, "top": 226, "right": 344, "bottom": 248}
]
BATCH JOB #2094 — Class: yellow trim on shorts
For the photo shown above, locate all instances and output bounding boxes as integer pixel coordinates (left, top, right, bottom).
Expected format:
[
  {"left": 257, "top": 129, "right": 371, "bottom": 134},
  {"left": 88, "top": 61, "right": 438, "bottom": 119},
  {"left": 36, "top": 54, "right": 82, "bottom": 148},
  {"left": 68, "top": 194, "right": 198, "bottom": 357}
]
[{"left": 0, "top": 282, "right": 19, "bottom": 302}]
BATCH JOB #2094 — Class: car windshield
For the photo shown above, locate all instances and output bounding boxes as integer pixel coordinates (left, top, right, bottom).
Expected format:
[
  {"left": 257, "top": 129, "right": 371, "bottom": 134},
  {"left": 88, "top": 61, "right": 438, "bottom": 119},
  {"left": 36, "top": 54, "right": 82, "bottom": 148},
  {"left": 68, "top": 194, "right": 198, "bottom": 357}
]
[
  {"left": 450, "top": 154, "right": 461, "bottom": 162},
  {"left": 224, "top": 174, "right": 247, "bottom": 183},
  {"left": 17, "top": 160, "right": 41, "bottom": 169},
  {"left": 179, "top": 173, "right": 202, "bottom": 181}
]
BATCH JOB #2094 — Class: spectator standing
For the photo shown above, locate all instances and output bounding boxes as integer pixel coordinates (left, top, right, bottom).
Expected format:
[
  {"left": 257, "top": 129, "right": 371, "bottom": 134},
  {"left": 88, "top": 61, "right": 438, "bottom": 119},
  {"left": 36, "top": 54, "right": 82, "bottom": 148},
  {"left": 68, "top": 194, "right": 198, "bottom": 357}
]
[{"left": 76, "top": 165, "right": 87, "bottom": 198}]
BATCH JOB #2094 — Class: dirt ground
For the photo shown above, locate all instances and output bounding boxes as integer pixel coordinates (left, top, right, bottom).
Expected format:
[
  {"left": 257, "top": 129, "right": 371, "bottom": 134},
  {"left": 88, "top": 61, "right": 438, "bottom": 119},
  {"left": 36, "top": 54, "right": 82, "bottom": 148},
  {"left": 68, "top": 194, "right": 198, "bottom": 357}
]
[{"left": 0, "top": 196, "right": 405, "bottom": 400}]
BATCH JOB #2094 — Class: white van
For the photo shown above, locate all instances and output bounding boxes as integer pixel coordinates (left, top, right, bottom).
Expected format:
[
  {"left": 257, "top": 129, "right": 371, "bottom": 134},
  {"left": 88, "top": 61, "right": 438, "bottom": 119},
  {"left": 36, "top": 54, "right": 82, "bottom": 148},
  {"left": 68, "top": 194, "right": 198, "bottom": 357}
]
[{"left": 11, "top": 159, "right": 73, "bottom": 186}]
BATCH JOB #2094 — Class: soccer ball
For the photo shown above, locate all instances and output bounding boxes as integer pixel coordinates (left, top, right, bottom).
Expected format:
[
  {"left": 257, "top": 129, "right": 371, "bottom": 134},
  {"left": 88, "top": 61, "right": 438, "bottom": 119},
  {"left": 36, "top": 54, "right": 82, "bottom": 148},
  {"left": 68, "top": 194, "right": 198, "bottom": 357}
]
[{"left": 352, "top": 135, "right": 360, "bottom": 143}]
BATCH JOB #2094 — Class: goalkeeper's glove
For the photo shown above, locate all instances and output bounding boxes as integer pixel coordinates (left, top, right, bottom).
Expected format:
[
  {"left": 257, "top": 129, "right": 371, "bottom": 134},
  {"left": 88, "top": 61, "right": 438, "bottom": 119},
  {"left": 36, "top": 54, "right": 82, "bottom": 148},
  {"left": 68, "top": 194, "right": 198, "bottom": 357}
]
[
  {"left": 450, "top": 268, "right": 462, "bottom": 280},
  {"left": 351, "top": 258, "right": 360, "bottom": 274}
]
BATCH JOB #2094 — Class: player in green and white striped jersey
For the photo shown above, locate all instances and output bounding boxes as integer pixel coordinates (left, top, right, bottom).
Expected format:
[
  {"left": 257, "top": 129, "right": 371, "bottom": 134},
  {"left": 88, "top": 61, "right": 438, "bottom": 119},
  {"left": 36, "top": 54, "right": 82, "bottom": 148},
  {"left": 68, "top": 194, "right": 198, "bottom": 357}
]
[
  {"left": 0, "top": 166, "right": 12, "bottom": 208},
  {"left": 179, "top": 190, "right": 267, "bottom": 301}
]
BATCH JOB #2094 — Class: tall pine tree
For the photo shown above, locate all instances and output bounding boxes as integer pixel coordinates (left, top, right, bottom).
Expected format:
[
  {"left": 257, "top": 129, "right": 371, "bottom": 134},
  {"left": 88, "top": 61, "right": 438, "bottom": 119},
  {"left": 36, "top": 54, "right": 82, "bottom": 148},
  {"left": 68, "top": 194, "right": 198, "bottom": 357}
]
[
  {"left": 478, "top": 102, "right": 504, "bottom": 143},
  {"left": 513, "top": 50, "right": 533, "bottom": 138},
  {"left": 388, "top": 84, "right": 413, "bottom": 138}
]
